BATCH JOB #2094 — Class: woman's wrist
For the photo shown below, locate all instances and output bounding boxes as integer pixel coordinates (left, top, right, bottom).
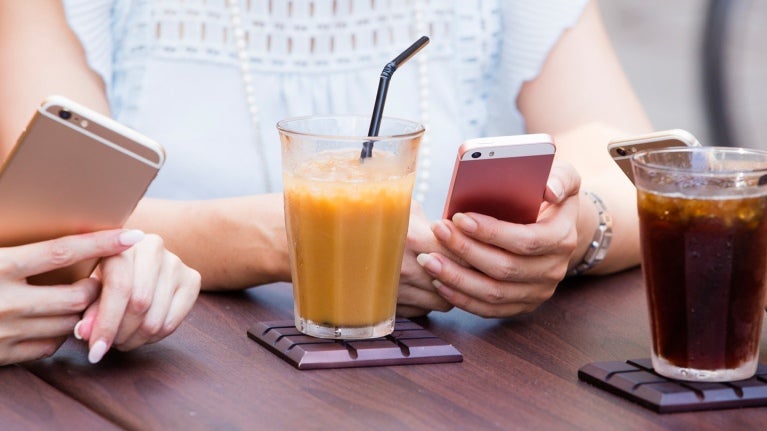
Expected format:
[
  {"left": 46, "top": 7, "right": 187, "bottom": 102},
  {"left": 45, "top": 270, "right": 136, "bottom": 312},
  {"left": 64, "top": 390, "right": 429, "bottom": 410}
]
[{"left": 568, "top": 190, "right": 613, "bottom": 276}]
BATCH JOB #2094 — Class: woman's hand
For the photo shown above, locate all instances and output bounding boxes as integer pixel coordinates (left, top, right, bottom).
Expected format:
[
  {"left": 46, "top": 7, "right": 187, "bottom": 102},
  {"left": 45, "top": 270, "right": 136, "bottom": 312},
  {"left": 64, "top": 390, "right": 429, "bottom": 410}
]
[
  {"left": 397, "top": 203, "right": 455, "bottom": 317},
  {"left": 0, "top": 229, "right": 143, "bottom": 366},
  {"left": 416, "top": 160, "right": 581, "bottom": 317},
  {"left": 74, "top": 233, "right": 201, "bottom": 363}
]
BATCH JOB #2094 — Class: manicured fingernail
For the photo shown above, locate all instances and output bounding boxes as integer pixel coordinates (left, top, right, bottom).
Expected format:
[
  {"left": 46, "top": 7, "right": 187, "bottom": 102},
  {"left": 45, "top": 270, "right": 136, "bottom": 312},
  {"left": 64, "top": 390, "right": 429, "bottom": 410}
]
[
  {"left": 453, "top": 213, "right": 478, "bottom": 233},
  {"left": 416, "top": 253, "right": 442, "bottom": 274},
  {"left": 73, "top": 320, "right": 84, "bottom": 340},
  {"left": 119, "top": 229, "right": 145, "bottom": 246},
  {"left": 432, "top": 279, "right": 454, "bottom": 298},
  {"left": 547, "top": 178, "right": 564, "bottom": 200},
  {"left": 88, "top": 340, "right": 109, "bottom": 364},
  {"left": 432, "top": 220, "right": 451, "bottom": 241}
]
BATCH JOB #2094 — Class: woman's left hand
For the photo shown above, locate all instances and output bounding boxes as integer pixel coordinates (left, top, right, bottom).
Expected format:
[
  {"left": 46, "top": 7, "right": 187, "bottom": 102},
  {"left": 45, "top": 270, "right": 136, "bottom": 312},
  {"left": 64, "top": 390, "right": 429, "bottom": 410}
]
[
  {"left": 397, "top": 202, "right": 456, "bottom": 317},
  {"left": 74, "top": 233, "right": 201, "bottom": 363},
  {"left": 416, "top": 160, "right": 581, "bottom": 317}
]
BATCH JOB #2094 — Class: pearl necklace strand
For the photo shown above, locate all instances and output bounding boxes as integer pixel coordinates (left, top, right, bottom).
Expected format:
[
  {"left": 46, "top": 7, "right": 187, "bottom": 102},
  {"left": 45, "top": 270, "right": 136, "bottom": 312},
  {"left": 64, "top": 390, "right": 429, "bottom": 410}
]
[
  {"left": 413, "top": 1, "right": 431, "bottom": 204},
  {"left": 225, "top": 0, "right": 432, "bottom": 203},
  {"left": 226, "top": 0, "right": 272, "bottom": 192}
]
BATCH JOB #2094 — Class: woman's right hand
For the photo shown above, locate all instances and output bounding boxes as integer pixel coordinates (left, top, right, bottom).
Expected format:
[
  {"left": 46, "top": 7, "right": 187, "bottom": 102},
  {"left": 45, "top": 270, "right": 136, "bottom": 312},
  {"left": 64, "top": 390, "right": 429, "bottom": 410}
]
[{"left": 0, "top": 229, "right": 141, "bottom": 366}]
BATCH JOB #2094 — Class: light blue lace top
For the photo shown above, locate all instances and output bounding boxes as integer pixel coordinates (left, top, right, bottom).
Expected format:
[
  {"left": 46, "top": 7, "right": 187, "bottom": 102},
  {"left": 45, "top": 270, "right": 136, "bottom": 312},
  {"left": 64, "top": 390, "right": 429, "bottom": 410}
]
[{"left": 63, "top": 0, "right": 588, "bottom": 219}]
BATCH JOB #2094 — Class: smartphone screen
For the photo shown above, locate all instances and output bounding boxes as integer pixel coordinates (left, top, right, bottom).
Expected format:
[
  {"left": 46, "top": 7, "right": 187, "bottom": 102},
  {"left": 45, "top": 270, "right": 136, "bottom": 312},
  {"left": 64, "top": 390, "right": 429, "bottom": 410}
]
[{"left": 443, "top": 134, "right": 556, "bottom": 224}]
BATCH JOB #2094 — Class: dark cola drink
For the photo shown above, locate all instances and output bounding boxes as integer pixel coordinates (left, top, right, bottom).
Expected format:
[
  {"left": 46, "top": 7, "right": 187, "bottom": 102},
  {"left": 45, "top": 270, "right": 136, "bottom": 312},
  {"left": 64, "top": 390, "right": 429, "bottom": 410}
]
[{"left": 638, "top": 190, "right": 767, "bottom": 381}]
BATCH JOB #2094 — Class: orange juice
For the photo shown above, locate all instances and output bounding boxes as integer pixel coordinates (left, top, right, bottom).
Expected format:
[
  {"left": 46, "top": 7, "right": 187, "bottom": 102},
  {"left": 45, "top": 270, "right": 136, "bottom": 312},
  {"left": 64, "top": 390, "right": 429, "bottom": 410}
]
[{"left": 284, "top": 149, "right": 414, "bottom": 337}]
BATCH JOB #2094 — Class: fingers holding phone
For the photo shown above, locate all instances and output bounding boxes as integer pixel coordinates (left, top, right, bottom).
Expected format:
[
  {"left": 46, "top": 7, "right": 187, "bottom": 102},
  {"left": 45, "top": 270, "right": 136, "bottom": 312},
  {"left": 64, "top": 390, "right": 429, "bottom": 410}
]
[
  {"left": 0, "top": 96, "right": 200, "bottom": 365},
  {"left": 0, "top": 95, "right": 165, "bottom": 285},
  {"left": 4, "top": 229, "right": 145, "bottom": 281},
  {"left": 544, "top": 159, "right": 582, "bottom": 204},
  {"left": 0, "top": 229, "right": 144, "bottom": 365},
  {"left": 0, "top": 277, "right": 99, "bottom": 366},
  {"left": 413, "top": 136, "right": 581, "bottom": 317},
  {"left": 416, "top": 211, "right": 576, "bottom": 317},
  {"left": 433, "top": 164, "right": 579, "bottom": 314}
]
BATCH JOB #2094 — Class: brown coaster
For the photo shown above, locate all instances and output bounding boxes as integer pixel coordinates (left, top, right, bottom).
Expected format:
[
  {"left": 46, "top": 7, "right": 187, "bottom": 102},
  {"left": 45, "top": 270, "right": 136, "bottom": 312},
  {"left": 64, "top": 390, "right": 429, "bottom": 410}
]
[
  {"left": 578, "top": 358, "right": 767, "bottom": 413},
  {"left": 248, "top": 318, "right": 462, "bottom": 370}
]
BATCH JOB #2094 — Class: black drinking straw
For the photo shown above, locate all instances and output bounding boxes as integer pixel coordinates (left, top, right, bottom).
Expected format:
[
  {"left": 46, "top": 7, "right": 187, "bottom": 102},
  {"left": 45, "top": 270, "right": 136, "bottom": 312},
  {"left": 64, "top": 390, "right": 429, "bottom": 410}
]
[{"left": 360, "top": 36, "right": 430, "bottom": 160}]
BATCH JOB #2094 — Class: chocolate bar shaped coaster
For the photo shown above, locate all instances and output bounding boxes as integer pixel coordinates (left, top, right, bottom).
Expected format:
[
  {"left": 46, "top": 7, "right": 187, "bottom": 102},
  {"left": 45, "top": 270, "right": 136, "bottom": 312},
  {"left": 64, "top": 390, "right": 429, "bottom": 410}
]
[
  {"left": 578, "top": 358, "right": 767, "bottom": 413},
  {"left": 248, "top": 318, "right": 462, "bottom": 370}
]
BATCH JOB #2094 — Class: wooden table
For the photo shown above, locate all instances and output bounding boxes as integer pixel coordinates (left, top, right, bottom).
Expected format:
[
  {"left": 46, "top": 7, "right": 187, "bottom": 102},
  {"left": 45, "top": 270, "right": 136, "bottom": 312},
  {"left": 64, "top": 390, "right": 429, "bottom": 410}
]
[{"left": 7, "top": 268, "right": 767, "bottom": 430}]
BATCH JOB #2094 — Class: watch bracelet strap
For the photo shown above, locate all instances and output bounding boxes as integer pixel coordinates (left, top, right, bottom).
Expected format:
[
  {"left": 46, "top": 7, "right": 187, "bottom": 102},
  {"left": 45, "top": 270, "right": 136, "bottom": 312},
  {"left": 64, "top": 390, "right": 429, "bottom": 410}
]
[{"left": 568, "top": 191, "right": 613, "bottom": 276}]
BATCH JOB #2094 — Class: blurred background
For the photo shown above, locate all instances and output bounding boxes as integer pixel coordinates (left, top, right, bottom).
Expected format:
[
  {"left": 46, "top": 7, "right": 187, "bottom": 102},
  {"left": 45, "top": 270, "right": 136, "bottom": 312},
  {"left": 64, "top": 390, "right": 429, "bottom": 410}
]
[{"left": 599, "top": 0, "right": 766, "bottom": 148}]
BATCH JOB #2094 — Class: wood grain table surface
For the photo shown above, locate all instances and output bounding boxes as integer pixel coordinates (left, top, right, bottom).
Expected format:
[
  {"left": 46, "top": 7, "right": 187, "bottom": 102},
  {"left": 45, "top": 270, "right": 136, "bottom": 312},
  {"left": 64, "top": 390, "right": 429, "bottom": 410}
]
[{"left": 6, "top": 268, "right": 766, "bottom": 430}]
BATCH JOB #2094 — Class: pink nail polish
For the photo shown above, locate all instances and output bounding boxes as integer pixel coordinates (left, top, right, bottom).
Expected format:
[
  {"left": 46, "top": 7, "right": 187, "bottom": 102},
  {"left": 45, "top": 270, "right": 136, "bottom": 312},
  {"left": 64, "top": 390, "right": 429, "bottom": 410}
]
[
  {"left": 88, "top": 340, "right": 109, "bottom": 364},
  {"left": 118, "top": 229, "right": 145, "bottom": 246},
  {"left": 73, "top": 320, "right": 84, "bottom": 340}
]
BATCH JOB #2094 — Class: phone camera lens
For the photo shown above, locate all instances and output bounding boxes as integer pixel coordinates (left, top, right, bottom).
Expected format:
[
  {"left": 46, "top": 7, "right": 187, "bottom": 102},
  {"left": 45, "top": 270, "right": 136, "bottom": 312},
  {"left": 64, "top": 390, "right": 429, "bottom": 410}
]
[
  {"left": 471, "top": 152, "right": 481, "bottom": 159},
  {"left": 59, "top": 110, "right": 72, "bottom": 120},
  {"left": 616, "top": 147, "right": 628, "bottom": 157}
]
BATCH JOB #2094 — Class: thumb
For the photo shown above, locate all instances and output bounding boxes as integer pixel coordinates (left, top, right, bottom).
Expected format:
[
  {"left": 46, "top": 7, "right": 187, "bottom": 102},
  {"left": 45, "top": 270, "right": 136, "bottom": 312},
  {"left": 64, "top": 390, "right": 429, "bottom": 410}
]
[
  {"left": 5, "top": 229, "right": 145, "bottom": 280},
  {"left": 544, "top": 160, "right": 581, "bottom": 204}
]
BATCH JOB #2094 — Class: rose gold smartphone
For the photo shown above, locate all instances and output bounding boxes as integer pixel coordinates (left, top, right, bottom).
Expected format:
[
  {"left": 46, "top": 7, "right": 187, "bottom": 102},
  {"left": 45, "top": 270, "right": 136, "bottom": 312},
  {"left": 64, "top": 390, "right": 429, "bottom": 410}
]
[
  {"left": 443, "top": 134, "right": 556, "bottom": 224},
  {"left": 0, "top": 95, "right": 165, "bottom": 285},
  {"left": 608, "top": 129, "right": 701, "bottom": 184}
]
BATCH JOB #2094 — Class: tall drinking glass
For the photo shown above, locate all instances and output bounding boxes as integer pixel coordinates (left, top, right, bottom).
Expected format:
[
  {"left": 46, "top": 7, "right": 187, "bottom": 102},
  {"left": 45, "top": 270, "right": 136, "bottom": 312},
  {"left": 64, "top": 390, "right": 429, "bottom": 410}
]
[
  {"left": 632, "top": 147, "right": 767, "bottom": 381},
  {"left": 277, "top": 115, "right": 423, "bottom": 339}
]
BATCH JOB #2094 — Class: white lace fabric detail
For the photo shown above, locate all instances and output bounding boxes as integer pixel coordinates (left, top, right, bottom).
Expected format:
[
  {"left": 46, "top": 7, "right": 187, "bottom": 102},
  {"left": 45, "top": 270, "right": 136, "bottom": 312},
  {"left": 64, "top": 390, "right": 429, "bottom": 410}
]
[
  {"left": 144, "top": 0, "right": 471, "bottom": 73},
  {"left": 63, "top": 0, "right": 589, "bottom": 211},
  {"left": 116, "top": 0, "right": 501, "bottom": 143}
]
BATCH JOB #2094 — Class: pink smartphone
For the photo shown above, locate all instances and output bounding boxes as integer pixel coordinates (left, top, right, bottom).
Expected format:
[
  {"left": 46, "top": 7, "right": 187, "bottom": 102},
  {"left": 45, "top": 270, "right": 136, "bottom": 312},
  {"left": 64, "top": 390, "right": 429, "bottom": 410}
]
[{"left": 443, "top": 134, "right": 556, "bottom": 224}]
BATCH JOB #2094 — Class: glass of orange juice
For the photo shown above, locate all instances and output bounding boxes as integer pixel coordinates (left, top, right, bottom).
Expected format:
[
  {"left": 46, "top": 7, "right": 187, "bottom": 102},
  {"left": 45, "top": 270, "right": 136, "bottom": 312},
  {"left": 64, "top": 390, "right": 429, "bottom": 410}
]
[{"left": 277, "top": 115, "right": 424, "bottom": 339}]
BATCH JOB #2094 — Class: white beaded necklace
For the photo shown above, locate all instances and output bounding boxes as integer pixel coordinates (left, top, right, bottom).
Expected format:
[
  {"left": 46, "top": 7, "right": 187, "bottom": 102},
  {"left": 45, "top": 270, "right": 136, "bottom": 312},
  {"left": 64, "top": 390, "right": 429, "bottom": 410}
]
[
  {"left": 226, "top": 0, "right": 272, "bottom": 192},
  {"left": 225, "top": 0, "right": 432, "bottom": 203},
  {"left": 413, "top": 0, "right": 431, "bottom": 204}
]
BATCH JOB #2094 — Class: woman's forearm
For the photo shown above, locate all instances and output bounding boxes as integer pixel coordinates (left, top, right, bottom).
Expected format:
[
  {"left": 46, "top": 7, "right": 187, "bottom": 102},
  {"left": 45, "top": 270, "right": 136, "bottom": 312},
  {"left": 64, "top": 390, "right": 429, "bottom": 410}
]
[
  {"left": 126, "top": 194, "right": 291, "bottom": 290},
  {"left": 554, "top": 122, "right": 644, "bottom": 276},
  {"left": 0, "top": 0, "right": 110, "bottom": 157},
  {"left": 518, "top": 0, "right": 652, "bottom": 275}
]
